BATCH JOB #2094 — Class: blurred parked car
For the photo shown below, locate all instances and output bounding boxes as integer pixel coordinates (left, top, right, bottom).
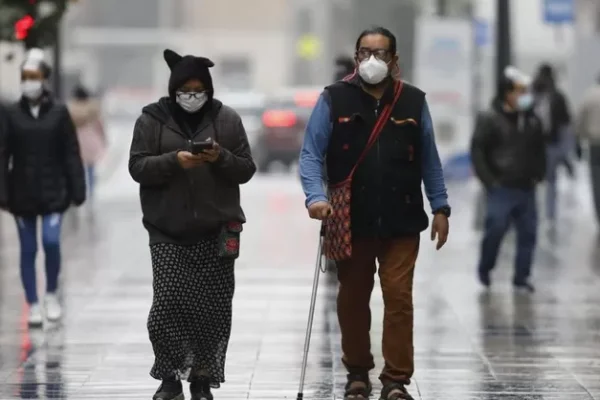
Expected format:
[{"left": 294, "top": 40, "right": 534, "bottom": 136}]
[
  {"left": 217, "top": 91, "right": 266, "bottom": 151},
  {"left": 254, "top": 86, "right": 321, "bottom": 172}
]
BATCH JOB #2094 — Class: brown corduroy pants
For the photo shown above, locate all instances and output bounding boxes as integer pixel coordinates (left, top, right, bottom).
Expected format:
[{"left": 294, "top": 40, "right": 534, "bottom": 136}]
[{"left": 336, "top": 235, "right": 420, "bottom": 385}]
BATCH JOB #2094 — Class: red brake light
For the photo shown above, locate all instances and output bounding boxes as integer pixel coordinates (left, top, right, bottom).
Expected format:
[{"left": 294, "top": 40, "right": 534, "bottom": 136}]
[
  {"left": 294, "top": 92, "right": 319, "bottom": 108},
  {"left": 262, "top": 110, "right": 297, "bottom": 128}
]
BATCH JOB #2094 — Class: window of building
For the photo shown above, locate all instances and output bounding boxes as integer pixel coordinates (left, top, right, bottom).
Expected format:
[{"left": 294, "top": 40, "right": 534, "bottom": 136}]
[{"left": 219, "top": 57, "right": 252, "bottom": 91}]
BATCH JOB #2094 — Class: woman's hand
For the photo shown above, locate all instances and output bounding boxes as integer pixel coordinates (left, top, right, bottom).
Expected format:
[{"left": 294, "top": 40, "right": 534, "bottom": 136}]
[
  {"left": 200, "top": 142, "right": 221, "bottom": 163},
  {"left": 177, "top": 151, "right": 204, "bottom": 169}
]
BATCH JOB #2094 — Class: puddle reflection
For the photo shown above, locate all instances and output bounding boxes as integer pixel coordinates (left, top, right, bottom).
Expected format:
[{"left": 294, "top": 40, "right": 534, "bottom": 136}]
[{"left": 18, "top": 325, "right": 65, "bottom": 399}]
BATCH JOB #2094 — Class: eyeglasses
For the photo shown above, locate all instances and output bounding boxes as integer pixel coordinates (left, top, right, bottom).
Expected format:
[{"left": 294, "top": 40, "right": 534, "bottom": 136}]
[
  {"left": 176, "top": 91, "right": 205, "bottom": 100},
  {"left": 356, "top": 48, "right": 391, "bottom": 61}
]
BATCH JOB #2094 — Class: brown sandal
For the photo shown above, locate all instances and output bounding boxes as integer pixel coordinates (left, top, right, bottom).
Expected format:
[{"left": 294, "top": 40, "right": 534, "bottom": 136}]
[
  {"left": 344, "top": 374, "right": 372, "bottom": 399},
  {"left": 379, "top": 383, "right": 413, "bottom": 400}
]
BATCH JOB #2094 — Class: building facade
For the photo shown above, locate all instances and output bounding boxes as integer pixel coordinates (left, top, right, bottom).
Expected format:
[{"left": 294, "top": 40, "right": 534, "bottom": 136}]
[
  {"left": 65, "top": 0, "right": 291, "bottom": 94},
  {"left": 63, "top": 0, "right": 429, "bottom": 95}
]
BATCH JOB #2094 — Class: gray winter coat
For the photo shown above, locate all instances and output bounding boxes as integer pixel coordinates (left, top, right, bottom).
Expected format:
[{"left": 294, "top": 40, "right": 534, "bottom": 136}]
[{"left": 129, "top": 97, "right": 256, "bottom": 245}]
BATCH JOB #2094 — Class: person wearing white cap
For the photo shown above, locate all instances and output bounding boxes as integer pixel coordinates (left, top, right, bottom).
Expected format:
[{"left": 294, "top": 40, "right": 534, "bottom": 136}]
[
  {"left": 0, "top": 48, "right": 86, "bottom": 326},
  {"left": 470, "top": 66, "right": 547, "bottom": 293}
]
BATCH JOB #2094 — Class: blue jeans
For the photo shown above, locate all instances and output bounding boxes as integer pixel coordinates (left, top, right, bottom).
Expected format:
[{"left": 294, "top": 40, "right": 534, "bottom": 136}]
[
  {"left": 477, "top": 187, "right": 537, "bottom": 284},
  {"left": 16, "top": 214, "right": 63, "bottom": 304}
]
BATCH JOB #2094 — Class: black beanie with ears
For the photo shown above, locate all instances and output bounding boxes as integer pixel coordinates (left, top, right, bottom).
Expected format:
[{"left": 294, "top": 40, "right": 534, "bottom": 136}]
[{"left": 164, "top": 49, "right": 215, "bottom": 101}]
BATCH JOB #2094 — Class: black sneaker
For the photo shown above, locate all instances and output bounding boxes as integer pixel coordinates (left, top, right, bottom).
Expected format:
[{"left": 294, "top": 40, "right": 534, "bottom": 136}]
[
  {"left": 190, "top": 377, "right": 213, "bottom": 400},
  {"left": 478, "top": 269, "right": 491, "bottom": 288},
  {"left": 153, "top": 379, "right": 184, "bottom": 400}
]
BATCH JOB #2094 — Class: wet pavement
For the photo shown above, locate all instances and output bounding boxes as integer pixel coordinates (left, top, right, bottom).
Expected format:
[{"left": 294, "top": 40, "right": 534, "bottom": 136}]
[{"left": 0, "top": 169, "right": 599, "bottom": 399}]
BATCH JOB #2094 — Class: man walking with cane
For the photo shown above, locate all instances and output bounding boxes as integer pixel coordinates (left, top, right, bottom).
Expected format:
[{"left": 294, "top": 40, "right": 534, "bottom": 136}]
[{"left": 299, "top": 27, "right": 450, "bottom": 400}]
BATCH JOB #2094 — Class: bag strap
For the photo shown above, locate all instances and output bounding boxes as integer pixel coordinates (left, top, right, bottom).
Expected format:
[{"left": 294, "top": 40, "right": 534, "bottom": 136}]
[
  {"left": 347, "top": 80, "right": 404, "bottom": 180},
  {"left": 342, "top": 70, "right": 358, "bottom": 82}
]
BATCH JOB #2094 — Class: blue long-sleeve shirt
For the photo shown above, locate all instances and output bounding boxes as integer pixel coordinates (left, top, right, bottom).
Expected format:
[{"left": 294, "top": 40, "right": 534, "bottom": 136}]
[{"left": 299, "top": 93, "right": 449, "bottom": 212}]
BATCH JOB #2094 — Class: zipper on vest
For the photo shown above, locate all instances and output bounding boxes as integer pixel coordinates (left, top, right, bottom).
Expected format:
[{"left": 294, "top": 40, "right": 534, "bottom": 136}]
[{"left": 375, "top": 99, "right": 382, "bottom": 233}]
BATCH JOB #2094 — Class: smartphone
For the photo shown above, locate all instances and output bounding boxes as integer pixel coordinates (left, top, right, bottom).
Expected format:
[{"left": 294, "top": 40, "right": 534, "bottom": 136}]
[{"left": 190, "top": 139, "right": 214, "bottom": 155}]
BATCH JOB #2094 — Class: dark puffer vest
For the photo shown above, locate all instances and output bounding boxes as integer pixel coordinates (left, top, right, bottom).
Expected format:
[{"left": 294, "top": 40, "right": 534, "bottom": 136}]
[{"left": 324, "top": 76, "right": 429, "bottom": 238}]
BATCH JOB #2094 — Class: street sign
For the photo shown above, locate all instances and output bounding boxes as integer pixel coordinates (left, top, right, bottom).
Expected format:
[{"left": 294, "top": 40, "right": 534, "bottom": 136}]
[
  {"left": 543, "top": 0, "right": 574, "bottom": 24},
  {"left": 414, "top": 16, "right": 474, "bottom": 164},
  {"left": 296, "top": 34, "right": 321, "bottom": 60}
]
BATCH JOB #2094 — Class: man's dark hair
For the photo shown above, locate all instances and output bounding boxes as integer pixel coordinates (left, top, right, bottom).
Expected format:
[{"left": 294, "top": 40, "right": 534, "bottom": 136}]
[
  {"left": 355, "top": 26, "right": 397, "bottom": 55},
  {"left": 530, "top": 63, "right": 555, "bottom": 94},
  {"left": 537, "top": 63, "right": 554, "bottom": 78},
  {"left": 496, "top": 76, "right": 515, "bottom": 100},
  {"left": 73, "top": 83, "right": 90, "bottom": 100}
]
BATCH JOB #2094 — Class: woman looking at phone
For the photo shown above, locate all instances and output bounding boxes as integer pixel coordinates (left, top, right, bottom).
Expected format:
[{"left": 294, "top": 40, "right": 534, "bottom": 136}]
[
  {"left": 128, "top": 49, "right": 256, "bottom": 400},
  {"left": 0, "top": 48, "right": 86, "bottom": 326}
]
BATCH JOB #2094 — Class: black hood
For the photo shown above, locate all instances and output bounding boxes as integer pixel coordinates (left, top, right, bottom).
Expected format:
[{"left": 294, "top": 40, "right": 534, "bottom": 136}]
[
  {"left": 533, "top": 63, "right": 555, "bottom": 91},
  {"left": 163, "top": 49, "right": 215, "bottom": 102},
  {"left": 142, "top": 97, "right": 177, "bottom": 125}
]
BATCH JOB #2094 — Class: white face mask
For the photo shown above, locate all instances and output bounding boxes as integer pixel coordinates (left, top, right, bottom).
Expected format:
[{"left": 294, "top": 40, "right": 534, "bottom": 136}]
[
  {"left": 21, "top": 80, "right": 43, "bottom": 100},
  {"left": 517, "top": 93, "right": 534, "bottom": 110},
  {"left": 176, "top": 91, "right": 208, "bottom": 113},
  {"left": 358, "top": 55, "right": 389, "bottom": 85}
]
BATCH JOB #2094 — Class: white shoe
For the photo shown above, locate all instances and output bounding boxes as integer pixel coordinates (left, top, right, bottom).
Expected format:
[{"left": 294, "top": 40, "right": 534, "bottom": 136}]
[
  {"left": 28, "top": 303, "right": 43, "bottom": 326},
  {"left": 45, "top": 294, "right": 62, "bottom": 321}
]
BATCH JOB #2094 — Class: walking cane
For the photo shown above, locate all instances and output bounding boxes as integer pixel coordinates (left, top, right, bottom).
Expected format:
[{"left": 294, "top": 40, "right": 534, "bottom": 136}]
[{"left": 296, "top": 223, "right": 327, "bottom": 400}]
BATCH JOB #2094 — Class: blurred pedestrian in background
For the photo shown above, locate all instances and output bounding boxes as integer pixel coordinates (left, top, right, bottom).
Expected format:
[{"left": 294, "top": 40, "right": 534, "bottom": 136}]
[
  {"left": 575, "top": 73, "right": 600, "bottom": 224},
  {"left": 301, "top": 27, "right": 450, "bottom": 400},
  {"left": 128, "top": 49, "right": 256, "bottom": 400},
  {"left": 532, "top": 63, "right": 575, "bottom": 225},
  {"left": 68, "top": 83, "right": 107, "bottom": 201},
  {"left": 334, "top": 55, "right": 355, "bottom": 81},
  {"left": 0, "top": 48, "right": 86, "bottom": 326},
  {"left": 471, "top": 66, "right": 546, "bottom": 293}
]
